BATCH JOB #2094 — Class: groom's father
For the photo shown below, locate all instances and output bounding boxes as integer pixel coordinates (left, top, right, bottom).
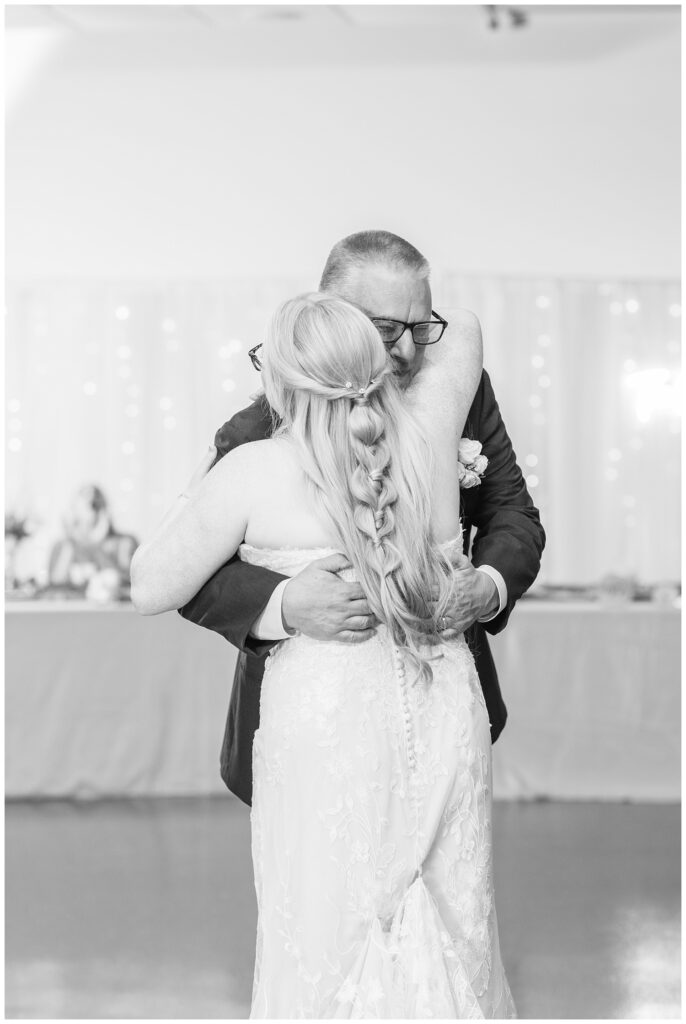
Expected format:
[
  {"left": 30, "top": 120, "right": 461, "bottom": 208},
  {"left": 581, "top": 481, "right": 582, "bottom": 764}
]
[{"left": 180, "top": 230, "right": 545, "bottom": 806}]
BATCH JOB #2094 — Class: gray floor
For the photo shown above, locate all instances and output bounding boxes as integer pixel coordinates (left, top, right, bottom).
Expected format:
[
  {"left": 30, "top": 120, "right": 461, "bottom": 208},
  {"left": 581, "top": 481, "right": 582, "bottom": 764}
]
[{"left": 5, "top": 798, "right": 681, "bottom": 1019}]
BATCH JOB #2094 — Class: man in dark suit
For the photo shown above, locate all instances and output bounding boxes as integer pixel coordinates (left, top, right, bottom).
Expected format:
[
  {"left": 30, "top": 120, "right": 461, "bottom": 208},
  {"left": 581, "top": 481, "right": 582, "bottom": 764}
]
[{"left": 180, "top": 230, "right": 545, "bottom": 807}]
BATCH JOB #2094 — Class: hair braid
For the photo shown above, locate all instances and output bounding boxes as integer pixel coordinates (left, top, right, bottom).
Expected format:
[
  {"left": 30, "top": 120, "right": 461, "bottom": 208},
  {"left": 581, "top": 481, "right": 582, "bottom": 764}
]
[
  {"left": 346, "top": 393, "right": 446, "bottom": 683},
  {"left": 261, "top": 292, "right": 456, "bottom": 683}
]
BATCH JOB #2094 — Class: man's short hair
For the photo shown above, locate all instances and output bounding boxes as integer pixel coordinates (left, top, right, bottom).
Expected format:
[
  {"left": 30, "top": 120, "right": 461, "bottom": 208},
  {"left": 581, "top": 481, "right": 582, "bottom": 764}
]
[{"left": 319, "top": 230, "right": 430, "bottom": 291}]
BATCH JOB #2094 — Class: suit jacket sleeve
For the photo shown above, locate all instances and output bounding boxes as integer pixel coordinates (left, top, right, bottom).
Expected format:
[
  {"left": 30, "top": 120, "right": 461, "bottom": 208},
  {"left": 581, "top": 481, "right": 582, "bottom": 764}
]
[
  {"left": 178, "top": 403, "right": 288, "bottom": 657},
  {"left": 467, "top": 370, "right": 546, "bottom": 635}
]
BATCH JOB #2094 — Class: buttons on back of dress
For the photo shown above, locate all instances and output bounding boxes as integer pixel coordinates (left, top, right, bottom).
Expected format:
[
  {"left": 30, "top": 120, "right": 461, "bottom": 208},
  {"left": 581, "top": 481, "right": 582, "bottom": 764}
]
[{"left": 394, "top": 646, "right": 418, "bottom": 772}]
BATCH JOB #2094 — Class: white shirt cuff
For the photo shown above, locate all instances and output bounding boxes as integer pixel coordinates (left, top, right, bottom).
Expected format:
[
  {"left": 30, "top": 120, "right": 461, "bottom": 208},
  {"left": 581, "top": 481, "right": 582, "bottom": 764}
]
[
  {"left": 250, "top": 578, "right": 292, "bottom": 641},
  {"left": 475, "top": 565, "right": 507, "bottom": 623}
]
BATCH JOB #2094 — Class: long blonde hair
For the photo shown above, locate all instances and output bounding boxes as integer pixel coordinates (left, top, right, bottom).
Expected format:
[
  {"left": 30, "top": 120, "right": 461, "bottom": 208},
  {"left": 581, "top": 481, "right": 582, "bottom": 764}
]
[{"left": 261, "top": 292, "right": 455, "bottom": 682}]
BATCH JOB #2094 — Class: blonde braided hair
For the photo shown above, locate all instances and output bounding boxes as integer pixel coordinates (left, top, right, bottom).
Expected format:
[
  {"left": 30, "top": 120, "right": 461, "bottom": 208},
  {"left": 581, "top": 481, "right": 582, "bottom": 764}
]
[{"left": 261, "top": 292, "right": 455, "bottom": 682}]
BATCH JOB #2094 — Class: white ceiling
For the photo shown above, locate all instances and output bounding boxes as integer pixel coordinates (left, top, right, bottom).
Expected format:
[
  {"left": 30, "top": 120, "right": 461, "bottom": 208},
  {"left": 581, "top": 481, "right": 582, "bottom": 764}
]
[{"left": 4, "top": 4, "right": 680, "bottom": 66}]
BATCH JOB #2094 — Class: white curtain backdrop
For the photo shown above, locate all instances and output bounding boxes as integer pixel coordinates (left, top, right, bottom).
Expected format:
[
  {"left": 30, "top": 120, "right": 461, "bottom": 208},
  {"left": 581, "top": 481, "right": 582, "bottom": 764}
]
[
  {"left": 6, "top": 275, "right": 680, "bottom": 585},
  {"left": 438, "top": 275, "right": 681, "bottom": 584}
]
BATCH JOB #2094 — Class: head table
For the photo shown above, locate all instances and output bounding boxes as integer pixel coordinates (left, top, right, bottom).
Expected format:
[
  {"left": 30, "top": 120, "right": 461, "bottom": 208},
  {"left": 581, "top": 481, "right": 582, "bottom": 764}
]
[{"left": 5, "top": 598, "right": 680, "bottom": 801}]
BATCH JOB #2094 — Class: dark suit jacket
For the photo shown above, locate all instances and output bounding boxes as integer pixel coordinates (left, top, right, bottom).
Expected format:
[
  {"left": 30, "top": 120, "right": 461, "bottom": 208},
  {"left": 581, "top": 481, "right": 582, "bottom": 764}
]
[{"left": 180, "top": 370, "right": 545, "bottom": 806}]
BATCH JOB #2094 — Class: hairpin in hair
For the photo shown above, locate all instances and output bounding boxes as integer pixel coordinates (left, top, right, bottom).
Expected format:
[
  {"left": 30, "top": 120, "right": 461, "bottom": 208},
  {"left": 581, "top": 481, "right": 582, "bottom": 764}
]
[{"left": 344, "top": 378, "right": 377, "bottom": 394}]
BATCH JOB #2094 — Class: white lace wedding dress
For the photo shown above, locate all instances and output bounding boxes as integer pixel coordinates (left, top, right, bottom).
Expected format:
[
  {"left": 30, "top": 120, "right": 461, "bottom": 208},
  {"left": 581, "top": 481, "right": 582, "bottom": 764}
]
[{"left": 241, "top": 538, "right": 516, "bottom": 1019}]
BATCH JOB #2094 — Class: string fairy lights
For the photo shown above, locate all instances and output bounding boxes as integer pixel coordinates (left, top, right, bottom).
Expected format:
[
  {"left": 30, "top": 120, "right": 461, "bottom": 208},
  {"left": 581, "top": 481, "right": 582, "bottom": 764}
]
[{"left": 4, "top": 280, "right": 680, "bottom": 584}]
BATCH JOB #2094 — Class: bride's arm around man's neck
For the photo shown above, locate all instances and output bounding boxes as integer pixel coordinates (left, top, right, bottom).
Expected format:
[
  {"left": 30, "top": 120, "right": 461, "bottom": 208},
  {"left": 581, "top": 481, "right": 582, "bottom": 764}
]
[{"left": 407, "top": 307, "right": 483, "bottom": 442}]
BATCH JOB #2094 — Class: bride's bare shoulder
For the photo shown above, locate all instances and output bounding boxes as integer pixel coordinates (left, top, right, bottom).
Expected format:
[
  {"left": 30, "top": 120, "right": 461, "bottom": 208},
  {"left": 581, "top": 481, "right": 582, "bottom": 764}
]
[{"left": 212, "top": 437, "right": 287, "bottom": 483}]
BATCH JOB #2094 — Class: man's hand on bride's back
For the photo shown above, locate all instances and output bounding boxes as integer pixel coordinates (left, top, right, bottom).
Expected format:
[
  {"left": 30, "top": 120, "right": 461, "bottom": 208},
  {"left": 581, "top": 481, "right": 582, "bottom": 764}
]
[
  {"left": 440, "top": 551, "right": 499, "bottom": 635},
  {"left": 281, "top": 554, "right": 377, "bottom": 643}
]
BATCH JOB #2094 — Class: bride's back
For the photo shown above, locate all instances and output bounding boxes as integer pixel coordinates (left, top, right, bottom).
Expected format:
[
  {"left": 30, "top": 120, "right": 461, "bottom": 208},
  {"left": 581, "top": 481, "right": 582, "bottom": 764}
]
[{"left": 242, "top": 437, "right": 341, "bottom": 549}]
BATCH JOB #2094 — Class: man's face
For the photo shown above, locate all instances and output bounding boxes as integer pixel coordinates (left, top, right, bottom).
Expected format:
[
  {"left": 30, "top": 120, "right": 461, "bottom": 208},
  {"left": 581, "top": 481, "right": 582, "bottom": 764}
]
[{"left": 333, "top": 264, "right": 432, "bottom": 389}]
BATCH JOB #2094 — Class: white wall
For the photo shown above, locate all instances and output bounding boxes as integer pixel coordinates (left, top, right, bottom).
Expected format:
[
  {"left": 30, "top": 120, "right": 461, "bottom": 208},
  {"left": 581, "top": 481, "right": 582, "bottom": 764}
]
[
  {"left": 6, "top": 24, "right": 680, "bottom": 282},
  {"left": 5, "top": 15, "right": 681, "bottom": 587}
]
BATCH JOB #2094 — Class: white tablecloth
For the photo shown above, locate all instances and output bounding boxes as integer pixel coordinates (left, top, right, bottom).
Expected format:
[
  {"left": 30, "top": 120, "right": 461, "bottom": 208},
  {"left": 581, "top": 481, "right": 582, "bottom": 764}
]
[
  {"left": 5, "top": 600, "right": 680, "bottom": 800},
  {"left": 6, "top": 602, "right": 231, "bottom": 798},
  {"left": 489, "top": 602, "right": 680, "bottom": 801}
]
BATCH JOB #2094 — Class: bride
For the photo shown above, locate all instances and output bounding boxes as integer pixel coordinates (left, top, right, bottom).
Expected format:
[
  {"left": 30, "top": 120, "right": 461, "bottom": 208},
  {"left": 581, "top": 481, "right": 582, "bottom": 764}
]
[{"left": 131, "top": 292, "right": 516, "bottom": 1019}]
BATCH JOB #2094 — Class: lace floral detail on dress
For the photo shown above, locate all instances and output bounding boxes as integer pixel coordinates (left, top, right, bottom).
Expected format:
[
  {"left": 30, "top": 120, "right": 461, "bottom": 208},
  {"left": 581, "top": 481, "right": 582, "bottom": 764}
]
[{"left": 241, "top": 542, "right": 515, "bottom": 1019}]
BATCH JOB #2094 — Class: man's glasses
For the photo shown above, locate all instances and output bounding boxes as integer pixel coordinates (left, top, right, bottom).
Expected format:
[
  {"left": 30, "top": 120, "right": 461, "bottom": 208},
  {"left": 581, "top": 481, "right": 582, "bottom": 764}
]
[
  {"left": 248, "top": 344, "right": 264, "bottom": 371},
  {"left": 248, "top": 310, "right": 448, "bottom": 370},
  {"left": 370, "top": 310, "right": 448, "bottom": 348}
]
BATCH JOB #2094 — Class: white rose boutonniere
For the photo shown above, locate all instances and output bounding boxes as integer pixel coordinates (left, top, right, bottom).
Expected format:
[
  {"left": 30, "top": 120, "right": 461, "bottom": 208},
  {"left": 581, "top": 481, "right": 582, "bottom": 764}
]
[
  {"left": 458, "top": 438, "right": 482, "bottom": 465},
  {"left": 458, "top": 438, "right": 488, "bottom": 489}
]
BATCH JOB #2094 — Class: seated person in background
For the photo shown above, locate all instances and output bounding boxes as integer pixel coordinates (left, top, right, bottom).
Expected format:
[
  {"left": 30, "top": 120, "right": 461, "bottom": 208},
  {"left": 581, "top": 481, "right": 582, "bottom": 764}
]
[{"left": 48, "top": 484, "right": 138, "bottom": 600}]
